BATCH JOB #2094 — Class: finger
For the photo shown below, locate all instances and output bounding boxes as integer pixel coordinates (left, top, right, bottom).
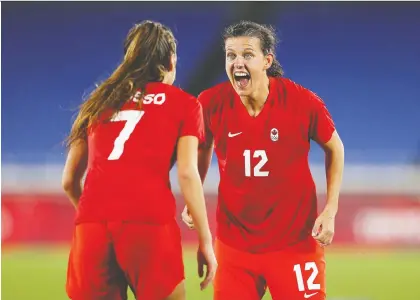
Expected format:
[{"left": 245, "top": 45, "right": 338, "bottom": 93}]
[
  {"left": 198, "top": 259, "right": 204, "bottom": 278},
  {"left": 182, "top": 220, "right": 194, "bottom": 229},
  {"left": 318, "top": 240, "right": 329, "bottom": 247},
  {"left": 200, "top": 263, "right": 216, "bottom": 290},
  {"left": 200, "top": 266, "right": 209, "bottom": 290},
  {"left": 186, "top": 221, "right": 195, "bottom": 230},
  {"left": 322, "top": 232, "right": 334, "bottom": 246},
  {"left": 312, "top": 220, "right": 322, "bottom": 237},
  {"left": 315, "top": 229, "right": 334, "bottom": 245},
  {"left": 200, "top": 274, "right": 210, "bottom": 290},
  {"left": 314, "top": 227, "right": 328, "bottom": 241},
  {"left": 314, "top": 230, "right": 327, "bottom": 242},
  {"left": 182, "top": 214, "right": 194, "bottom": 228},
  {"left": 182, "top": 211, "right": 193, "bottom": 223}
]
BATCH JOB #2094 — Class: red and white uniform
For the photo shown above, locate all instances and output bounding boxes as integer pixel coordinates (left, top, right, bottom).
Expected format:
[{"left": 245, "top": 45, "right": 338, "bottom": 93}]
[
  {"left": 77, "top": 82, "right": 204, "bottom": 224},
  {"left": 199, "top": 77, "right": 335, "bottom": 300},
  {"left": 67, "top": 82, "right": 204, "bottom": 300}
]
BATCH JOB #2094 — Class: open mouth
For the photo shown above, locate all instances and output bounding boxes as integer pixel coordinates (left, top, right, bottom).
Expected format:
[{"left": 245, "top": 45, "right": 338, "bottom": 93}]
[{"left": 233, "top": 71, "right": 251, "bottom": 89}]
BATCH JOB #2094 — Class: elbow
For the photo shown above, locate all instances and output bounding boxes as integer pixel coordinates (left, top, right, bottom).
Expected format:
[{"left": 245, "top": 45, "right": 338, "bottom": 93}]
[
  {"left": 62, "top": 176, "right": 75, "bottom": 194},
  {"left": 177, "top": 166, "right": 198, "bottom": 183}
]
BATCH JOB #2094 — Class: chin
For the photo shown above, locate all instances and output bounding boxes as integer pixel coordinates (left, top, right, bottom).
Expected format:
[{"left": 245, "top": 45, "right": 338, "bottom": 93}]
[
  {"left": 234, "top": 86, "right": 252, "bottom": 97},
  {"left": 230, "top": 80, "right": 251, "bottom": 97}
]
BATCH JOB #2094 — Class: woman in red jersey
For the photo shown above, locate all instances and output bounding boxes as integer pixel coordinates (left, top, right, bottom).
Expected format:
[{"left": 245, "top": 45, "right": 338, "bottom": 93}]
[
  {"left": 182, "top": 21, "right": 345, "bottom": 300},
  {"left": 62, "top": 20, "right": 217, "bottom": 300}
]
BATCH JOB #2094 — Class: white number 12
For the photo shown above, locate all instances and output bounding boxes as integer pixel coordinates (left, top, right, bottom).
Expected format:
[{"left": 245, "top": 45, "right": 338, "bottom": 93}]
[
  {"left": 243, "top": 150, "right": 269, "bottom": 177},
  {"left": 108, "top": 110, "right": 145, "bottom": 160},
  {"left": 293, "top": 262, "right": 320, "bottom": 292}
]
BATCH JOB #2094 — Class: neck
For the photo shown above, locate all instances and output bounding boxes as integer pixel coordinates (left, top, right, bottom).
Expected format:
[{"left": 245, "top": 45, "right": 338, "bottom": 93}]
[
  {"left": 240, "top": 75, "right": 270, "bottom": 114},
  {"left": 162, "top": 72, "right": 173, "bottom": 85}
]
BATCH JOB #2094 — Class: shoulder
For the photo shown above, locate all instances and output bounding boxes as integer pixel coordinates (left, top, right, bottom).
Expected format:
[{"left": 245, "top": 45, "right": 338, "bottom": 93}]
[
  {"left": 276, "top": 77, "right": 326, "bottom": 108},
  {"left": 197, "top": 81, "right": 234, "bottom": 109}
]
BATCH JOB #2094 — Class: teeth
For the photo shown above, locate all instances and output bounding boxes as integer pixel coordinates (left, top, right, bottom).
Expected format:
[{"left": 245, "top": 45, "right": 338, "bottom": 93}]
[{"left": 234, "top": 72, "right": 249, "bottom": 77}]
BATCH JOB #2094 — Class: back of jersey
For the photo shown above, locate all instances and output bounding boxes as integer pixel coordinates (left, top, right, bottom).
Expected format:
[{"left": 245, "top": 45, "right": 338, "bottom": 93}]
[{"left": 76, "top": 82, "right": 204, "bottom": 224}]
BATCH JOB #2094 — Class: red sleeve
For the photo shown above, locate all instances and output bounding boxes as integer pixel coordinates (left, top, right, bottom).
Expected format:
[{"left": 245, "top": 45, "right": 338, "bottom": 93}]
[
  {"left": 308, "top": 90, "right": 336, "bottom": 144},
  {"left": 197, "top": 91, "right": 214, "bottom": 148},
  {"left": 179, "top": 96, "right": 205, "bottom": 143}
]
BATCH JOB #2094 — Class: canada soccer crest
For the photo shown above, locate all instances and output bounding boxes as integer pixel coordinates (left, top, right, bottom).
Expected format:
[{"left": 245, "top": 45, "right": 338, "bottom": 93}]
[{"left": 270, "top": 128, "right": 278, "bottom": 141}]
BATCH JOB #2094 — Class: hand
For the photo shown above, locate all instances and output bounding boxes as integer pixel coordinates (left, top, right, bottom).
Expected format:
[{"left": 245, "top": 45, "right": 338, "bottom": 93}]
[
  {"left": 181, "top": 205, "right": 195, "bottom": 230},
  {"left": 197, "top": 243, "right": 218, "bottom": 290},
  {"left": 312, "top": 206, "right": 336, "bottom": 247}
]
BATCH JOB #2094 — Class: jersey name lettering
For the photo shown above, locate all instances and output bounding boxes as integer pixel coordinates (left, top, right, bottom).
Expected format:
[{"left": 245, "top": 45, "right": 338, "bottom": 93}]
[{"left": 132, "top": 92, "right": 166, "bottom": 105}]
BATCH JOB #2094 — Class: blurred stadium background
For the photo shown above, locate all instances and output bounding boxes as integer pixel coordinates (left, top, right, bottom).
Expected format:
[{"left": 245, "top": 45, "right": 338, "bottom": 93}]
[{"left": 2, "top": 2, "right": 420, "bottom": 300}]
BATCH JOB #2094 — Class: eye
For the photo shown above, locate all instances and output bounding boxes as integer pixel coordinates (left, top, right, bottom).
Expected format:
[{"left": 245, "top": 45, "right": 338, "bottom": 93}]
[
  {"left": 226, "top": 53, "right": 236, "bottom": 60},
  {"left": 244, "top": 53, "right": 253, "bottom": 59}
]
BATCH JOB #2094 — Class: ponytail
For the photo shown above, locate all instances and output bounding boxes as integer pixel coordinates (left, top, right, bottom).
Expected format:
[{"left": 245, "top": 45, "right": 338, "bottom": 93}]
[
  {"left": 66, "top": 21, "right": 176, "bottom": 148},
  {"left": 267, "top": 58, "right": 284, "bottom": 77}
]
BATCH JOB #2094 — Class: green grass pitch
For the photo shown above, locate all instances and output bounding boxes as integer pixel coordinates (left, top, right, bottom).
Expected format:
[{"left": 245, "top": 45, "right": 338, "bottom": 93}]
[{"left": 2, "top": 246, "right": 420, "bottom": 300}]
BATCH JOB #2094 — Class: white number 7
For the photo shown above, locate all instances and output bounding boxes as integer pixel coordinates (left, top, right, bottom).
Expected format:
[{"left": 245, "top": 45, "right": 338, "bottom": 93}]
[{"left": 108, "top": 110, "right": 145, "bottom": 160}]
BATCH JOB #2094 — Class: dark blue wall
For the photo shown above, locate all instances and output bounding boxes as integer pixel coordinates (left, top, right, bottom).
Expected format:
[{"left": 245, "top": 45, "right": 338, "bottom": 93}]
[{"left": 2, "top": 2, "right": 419, "bottom": 164}]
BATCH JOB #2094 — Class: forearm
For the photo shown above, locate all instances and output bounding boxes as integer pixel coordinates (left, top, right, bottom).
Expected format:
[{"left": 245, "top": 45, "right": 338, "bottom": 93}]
[
  {"left": 179, "top": 170, "right": 212, "bottom": 244},
  {"left": 197, "top": 142, "right": 214, "bottom": 183},
  {"left": 62, "top": 139, "right": 88, "bottom": 209},
  {"left": 64, "top": 182, "right": 83, "bottom": 209},
  {"left": 324, "top": 144, "right": 344, "bottom": 214}
]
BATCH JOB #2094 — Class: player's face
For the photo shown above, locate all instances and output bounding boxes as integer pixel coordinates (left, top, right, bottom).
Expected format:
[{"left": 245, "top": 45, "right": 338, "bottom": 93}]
[{"left": 225, "top": 37, "right": 272, "bottom": 97}]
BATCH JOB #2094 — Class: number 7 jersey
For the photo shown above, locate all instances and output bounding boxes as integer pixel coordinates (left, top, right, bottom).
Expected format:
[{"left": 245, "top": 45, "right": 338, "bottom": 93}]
[
  {"left": 76, "top": 82, "right": 204, "bottom": 224},
  {"left": 199, "top": 77, "right": 335, "bottom": 253}
]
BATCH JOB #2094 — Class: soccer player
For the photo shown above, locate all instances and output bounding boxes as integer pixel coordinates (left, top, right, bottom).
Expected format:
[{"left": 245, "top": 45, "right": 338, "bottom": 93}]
[
  {"left": 182, "top": 21, "right": 344, "bottom": 300},
  {"left": 62, "top": 20, "right": 217, "bottom": 300}
]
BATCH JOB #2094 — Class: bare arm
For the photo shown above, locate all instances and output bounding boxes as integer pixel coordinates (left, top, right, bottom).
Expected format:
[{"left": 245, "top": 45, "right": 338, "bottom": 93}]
[
  {"left": 198, "top": 139, "right": 214, "bottom": 183},
  {"left": 62, "top": 139, "right": 88, "bottom": 208},
  {"left": 177, "top": 136, "right": 212, "bottom": 244},
  {"left": 318, "top": 130, "right": 345, "bottom": 215}
]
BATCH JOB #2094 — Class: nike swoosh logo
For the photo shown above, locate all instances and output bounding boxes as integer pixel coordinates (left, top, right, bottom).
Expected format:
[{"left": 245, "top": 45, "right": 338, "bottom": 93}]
[
  {"left": 228, "top": 132, "right": 242, "bottom": 138},
  {"left": 304, "top": 292, "right": 318, "bottom": 298}
]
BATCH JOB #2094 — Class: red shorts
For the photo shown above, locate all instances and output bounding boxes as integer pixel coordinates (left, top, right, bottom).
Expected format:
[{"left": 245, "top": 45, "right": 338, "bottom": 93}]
[
  {"left": 66, "top": 220, "right": 184, "bottom": 300},
  {"left": 213, "top": 237, "right": 326, "bottom": 300}
]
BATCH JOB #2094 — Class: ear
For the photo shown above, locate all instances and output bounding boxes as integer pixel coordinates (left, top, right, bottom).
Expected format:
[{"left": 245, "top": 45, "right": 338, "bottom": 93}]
[
  {"left": 168, "top": 53, "right": 177, "bottom": 72},
  {"left": 264, "top": 53, "right": 274, "bottom": 71}
]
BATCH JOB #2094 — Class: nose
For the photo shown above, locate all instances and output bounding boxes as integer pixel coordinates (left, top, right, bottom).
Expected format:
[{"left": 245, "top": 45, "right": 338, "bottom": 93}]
[{"left": 233, "top": 56, "right": 245, "bottom": 68}]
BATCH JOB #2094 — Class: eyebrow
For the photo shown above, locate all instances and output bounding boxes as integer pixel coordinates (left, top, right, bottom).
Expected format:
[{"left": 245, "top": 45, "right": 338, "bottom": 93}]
[{"left": 225, "top": 47, "right": 256, "bottom": 52}]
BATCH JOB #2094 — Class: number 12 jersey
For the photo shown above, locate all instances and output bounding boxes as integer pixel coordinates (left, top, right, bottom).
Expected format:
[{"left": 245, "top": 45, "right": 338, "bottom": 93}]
[{"left": 199, "top": 77, "right": 335, "bottom": 253}]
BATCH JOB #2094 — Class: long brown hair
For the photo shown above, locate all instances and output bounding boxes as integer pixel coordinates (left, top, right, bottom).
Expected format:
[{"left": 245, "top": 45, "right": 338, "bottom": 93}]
[{"left": 66, "top": 20, "right": 176, "bottom": 147}]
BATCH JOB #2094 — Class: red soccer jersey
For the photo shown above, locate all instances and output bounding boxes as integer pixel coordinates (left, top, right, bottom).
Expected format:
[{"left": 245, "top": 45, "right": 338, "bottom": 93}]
[
  {"left": 199, "top": 77, "right": 335, "bottom": 253},
  {"left": 75, "top": 82, "right": 204, "bottom": 224}
]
